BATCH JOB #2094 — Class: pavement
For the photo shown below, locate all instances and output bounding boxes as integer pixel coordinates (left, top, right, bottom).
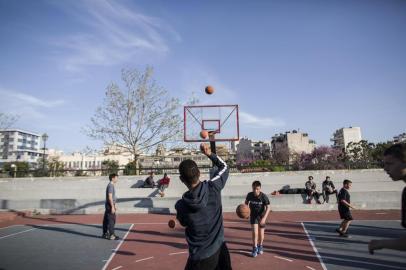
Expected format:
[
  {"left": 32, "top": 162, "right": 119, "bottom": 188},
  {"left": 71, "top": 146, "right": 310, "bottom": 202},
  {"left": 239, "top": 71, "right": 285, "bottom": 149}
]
[{"left": 0, "top": 210, "right": 404, "bottom": 270}]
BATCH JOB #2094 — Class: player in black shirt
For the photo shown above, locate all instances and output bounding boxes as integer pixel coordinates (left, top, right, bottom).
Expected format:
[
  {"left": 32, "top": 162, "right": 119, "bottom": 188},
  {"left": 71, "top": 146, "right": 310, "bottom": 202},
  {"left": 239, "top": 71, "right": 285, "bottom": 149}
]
[
  {"left": 336, "top": 179, "right": 356, "bottom": 237},
  {"left": 245, "top": 181, "right": 271, "bottom": 257},
  {"left": 369, "top": 143, "right": 406, "bottom": 253}
]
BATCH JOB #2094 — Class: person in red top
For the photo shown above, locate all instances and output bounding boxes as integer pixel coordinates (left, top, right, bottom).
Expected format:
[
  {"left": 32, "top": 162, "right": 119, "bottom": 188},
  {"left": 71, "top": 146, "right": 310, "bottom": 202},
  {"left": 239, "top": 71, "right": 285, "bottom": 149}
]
[{"left": 158, "top": 173, "right": 170, "bottom": 197}]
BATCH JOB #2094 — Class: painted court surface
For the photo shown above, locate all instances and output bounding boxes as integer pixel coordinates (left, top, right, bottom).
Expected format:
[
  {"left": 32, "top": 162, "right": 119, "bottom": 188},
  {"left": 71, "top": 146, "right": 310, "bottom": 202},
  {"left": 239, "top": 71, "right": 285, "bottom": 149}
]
[{"left": 0, "top": 210, "right": 405, "bottom": 270}]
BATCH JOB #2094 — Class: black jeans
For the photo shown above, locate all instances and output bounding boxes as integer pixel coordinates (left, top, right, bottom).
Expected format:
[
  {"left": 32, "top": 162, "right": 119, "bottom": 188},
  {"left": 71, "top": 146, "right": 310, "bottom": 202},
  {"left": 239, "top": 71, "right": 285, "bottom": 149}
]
[
  {"left": 306, "top": 190, "right": 321, "bottom": 203},
  {"left": 323, "top": 189, "right": 338, "bottom": 203},
  {"left": 185, "top": 242, "right": 232, "bottom": 270},
  {"left": 103, "top": 204, "right": 116, "bottom": 236}
]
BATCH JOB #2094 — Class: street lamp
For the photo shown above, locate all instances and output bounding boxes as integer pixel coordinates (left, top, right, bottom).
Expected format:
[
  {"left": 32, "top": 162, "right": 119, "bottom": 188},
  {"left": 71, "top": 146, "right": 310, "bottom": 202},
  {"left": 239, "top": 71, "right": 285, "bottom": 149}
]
[
  {"left": 10, "top": 163, "right": 16, "bottom": 178},
  {"left": 41, "top": 133, "right": 48, "bottom": 173}
]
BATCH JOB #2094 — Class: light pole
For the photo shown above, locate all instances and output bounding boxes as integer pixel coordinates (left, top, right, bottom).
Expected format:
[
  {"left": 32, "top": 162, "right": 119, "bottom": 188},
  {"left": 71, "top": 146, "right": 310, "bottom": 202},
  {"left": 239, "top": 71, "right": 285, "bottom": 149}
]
[
  {"left": 41, "top": 133, "right": 48, "bottom": 173},
  {"left": 10, "top": 163, "right": 16, "bottom": 178}
]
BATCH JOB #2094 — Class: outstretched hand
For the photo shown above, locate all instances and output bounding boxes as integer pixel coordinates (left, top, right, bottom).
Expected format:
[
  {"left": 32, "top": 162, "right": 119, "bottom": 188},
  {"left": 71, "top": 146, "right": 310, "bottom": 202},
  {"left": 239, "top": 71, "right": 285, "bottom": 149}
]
[{"left": 200, "top": 143, "right": 212, "bottom": 156}]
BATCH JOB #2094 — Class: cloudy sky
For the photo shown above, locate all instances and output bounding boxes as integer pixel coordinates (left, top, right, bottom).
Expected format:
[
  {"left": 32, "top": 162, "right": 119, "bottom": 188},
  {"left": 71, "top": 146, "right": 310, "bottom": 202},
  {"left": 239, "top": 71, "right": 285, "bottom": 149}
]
[{"left": 0, "top": 0, "right": 405, "bottom": 152}]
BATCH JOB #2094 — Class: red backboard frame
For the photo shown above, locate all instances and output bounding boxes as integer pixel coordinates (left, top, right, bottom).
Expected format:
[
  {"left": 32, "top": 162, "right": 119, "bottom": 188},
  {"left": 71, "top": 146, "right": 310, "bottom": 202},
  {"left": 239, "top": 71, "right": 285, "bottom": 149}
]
[{"left": 184, "top": 104, "right": 240, "bottom": 142}]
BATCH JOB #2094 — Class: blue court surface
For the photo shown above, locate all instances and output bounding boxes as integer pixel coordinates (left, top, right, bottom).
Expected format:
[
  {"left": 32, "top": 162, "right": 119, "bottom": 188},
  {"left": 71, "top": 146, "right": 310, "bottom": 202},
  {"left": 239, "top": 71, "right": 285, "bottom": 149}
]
[
  {"left": 0, "top": 223, "right": 132, "bottom": 270},
  {"left": 302, "top": 220, "right": 406, "bottom": 270}
]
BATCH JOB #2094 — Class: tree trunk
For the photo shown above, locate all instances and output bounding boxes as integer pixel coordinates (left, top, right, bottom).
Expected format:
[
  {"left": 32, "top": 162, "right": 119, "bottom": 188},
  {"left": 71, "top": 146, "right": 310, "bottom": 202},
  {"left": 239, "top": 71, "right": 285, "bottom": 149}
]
[{"left": 133, "top": 155, "right": 139, "bottom": 175}]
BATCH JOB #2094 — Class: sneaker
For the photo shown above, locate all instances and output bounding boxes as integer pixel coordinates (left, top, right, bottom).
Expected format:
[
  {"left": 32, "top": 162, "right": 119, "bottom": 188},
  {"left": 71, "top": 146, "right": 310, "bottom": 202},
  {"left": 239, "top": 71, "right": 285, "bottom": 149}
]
[
  {"left": 335, "top": 228, "right": 344, "bottom": 236},
  {"left": 341, "top": 233, "right": 350, "bottom": 238},
  {"left": 251, "top": 246, "right": 258, "bottom": 257},
  {"left": 101, "top": 233, "right": 109, "bottom": 239},
  {"left": 257, "top": 245, "right": 264, "bottom": 255},
  {"left": 109, "top": 234, "right": 120, "bottom": 240}
]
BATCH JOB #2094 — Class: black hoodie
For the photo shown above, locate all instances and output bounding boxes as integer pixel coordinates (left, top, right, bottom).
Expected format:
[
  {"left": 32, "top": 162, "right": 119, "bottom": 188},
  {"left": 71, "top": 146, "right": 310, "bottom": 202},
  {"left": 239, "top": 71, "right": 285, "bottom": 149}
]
[{"left": 175, "top": 153, "right": 229, "bottom": 261}]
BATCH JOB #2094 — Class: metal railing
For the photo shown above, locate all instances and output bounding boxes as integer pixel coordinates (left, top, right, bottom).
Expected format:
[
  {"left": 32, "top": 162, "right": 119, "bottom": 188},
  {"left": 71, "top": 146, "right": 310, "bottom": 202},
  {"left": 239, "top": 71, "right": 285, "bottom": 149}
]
[{"left": 0, "top": 162, "right": 384, "bottom": 178}]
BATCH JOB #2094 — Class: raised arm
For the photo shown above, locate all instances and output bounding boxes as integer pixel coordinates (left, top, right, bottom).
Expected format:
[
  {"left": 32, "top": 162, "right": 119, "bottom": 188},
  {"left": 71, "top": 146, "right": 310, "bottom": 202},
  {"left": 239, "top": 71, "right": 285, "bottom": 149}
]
[{"left": 200, "top": 143, "right": 229, "bottom": 190}]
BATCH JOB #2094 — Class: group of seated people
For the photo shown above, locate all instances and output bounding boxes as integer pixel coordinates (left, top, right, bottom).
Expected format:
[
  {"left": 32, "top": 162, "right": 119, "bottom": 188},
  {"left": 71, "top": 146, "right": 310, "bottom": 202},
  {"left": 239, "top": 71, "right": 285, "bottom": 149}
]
[
  {"left": 143, "top": 172, "right": 171, "bottom": 197},
  {"left": 305, "top": 175, "right": 338, "bottom": 204}
]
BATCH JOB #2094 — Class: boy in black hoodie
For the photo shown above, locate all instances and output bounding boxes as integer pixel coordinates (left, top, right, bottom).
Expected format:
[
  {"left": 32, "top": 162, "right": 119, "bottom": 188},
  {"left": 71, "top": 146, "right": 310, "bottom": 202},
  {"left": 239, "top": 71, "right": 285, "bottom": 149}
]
[{"left": 175, "top": 143, "right": 232, "bottom": 270}]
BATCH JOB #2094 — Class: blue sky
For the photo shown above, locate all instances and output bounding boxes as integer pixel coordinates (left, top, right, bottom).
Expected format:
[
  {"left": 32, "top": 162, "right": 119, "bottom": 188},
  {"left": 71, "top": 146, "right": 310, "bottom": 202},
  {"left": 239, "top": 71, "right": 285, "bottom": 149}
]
[{"left": 1, "top": 0, "right": 405, "bottom": 153}]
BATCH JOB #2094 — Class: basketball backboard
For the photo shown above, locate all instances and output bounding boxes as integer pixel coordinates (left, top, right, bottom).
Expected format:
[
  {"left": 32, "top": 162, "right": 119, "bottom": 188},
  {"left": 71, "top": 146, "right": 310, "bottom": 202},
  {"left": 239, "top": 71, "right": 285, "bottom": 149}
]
[{"left": 184, "top": 104, "right": 239, "bottom": 142}]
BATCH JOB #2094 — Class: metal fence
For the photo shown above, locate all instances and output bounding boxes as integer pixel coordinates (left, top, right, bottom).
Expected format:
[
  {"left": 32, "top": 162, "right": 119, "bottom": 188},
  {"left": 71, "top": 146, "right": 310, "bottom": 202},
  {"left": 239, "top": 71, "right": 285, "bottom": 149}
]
[{"left": 0, "top": 162, "right": 384, "bottom": 178}]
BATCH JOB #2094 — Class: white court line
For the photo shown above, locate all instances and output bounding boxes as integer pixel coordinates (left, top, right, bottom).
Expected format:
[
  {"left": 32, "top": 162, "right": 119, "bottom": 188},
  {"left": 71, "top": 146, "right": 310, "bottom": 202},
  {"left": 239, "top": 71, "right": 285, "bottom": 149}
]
[
  {"left": 306, "top": 266, "right": 316, "bottom": 270},
  {"left": 301, "top": 222, "right": 327, "bottom": 270},
  {"left": 111, "top": 266, "right": 122, "bottom": 270},
  {"left": 135, "top": 256, "right": 154, "bottom": 263},
  {"left": 0, "top": 228, "right": 36, "bottom": 240},
  {"left": 301, "top": 219, "right": 400, "bottom": 223},
  {"left": 169, "top": 251, "right": 188, "bottom": 256},
  {"left": 274, "top": 256, "right": 293, "bottom": 262},
  {"left": 0, "top": 225, "right": 23, "bottom": 230},
  {"left": 101, "top": 224, "right": 134, "bottom": 270},
  {"left": 128, "top": 221, "right": 241, "bottom": 225}
]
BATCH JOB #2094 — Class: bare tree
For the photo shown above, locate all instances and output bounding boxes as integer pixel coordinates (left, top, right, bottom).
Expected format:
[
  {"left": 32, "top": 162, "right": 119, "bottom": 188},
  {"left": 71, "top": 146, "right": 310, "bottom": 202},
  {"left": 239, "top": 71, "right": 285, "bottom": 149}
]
[
  {"left": 85, "top": 67, "right": 181, "bottom": 174},
  {"left": 0, "top": 113, "right": 19, "bottom": 129}
]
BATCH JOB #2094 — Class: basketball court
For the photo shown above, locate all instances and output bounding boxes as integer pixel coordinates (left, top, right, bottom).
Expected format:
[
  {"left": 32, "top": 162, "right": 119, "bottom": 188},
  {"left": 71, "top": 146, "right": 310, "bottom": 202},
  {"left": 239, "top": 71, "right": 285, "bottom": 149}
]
[{"left": 0, "top": 210, "right": 404, "bottom": 270}]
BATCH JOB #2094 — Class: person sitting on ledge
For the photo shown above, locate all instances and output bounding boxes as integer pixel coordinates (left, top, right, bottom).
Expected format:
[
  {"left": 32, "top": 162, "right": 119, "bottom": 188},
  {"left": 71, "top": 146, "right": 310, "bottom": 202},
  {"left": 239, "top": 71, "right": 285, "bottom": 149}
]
[
  {"left": 143, "top": 171, "right": 155, "bottom": 188},
  {"left": 305, "top": 176, "right": 322, "bottom": 204}
]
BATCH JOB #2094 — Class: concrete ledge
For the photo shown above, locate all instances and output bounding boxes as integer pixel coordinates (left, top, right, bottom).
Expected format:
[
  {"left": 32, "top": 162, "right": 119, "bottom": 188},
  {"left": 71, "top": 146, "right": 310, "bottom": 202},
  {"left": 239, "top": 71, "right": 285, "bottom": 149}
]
[{"left": 1, "top": 191, "right": 401, "bottom": 214}]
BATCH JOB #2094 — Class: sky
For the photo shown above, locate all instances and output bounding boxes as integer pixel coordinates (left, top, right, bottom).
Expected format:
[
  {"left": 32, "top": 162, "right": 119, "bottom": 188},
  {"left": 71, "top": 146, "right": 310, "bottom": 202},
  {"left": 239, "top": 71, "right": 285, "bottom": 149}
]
[{"left": 0, "top": 0, "right": 405, "bottom": 153}]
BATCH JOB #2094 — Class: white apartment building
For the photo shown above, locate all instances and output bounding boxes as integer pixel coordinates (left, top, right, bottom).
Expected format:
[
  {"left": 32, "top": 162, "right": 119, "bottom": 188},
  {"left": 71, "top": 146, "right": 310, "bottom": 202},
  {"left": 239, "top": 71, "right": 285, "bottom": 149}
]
[
  {"left": 331, "top": 127, "right": 362, "bottom": 151},
  {"left": 271, "top": 130, "right": 316, "bottom": 163},
  {"left": 236, "top": 138, "right": 271, "bottom": 164},
  {"left": 0, "top": 129, "right": 45, "bottom": 167},
  {"left": 393, "top": 132, "right": 406, "bottom": 143}
]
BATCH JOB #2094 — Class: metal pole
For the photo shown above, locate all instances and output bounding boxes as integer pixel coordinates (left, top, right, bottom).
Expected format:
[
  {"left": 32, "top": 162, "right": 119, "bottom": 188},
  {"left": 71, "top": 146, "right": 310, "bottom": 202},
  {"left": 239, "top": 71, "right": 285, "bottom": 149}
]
[{"left": 42, "top": 140, "right": 46, "bottom": 172}]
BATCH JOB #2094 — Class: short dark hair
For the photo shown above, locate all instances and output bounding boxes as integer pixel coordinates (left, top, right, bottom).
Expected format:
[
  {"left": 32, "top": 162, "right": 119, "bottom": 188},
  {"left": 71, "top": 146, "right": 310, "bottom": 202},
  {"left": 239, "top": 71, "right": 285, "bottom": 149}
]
[
  {"left": 384, "top": 143, "right": 406, "bottom": 163},
  {"left": 343, "top": 179, "right": 352, "bottom": 185},
  {"left": 109, "top": 173, "right": 117, "bottom": 181},
  {"left": 179, "top": 160, "right": 200, "bottom": 185},
  {"left": 252, "top": 180, "right": 261, "bottom": 188},
  {"left": 308, "top": 176, "right": 313, "bottom": 180},
  {"left": 326, "top": 176, "right": 330, "bottom": 179}
]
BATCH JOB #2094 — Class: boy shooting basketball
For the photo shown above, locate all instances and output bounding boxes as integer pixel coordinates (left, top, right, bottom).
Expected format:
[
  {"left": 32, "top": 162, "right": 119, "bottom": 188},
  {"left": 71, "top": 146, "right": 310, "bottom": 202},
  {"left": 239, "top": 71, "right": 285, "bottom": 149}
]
[
  {"left": 245, "top": 181, "right": 271, "bottom": 257},
  {"left": 175, "top": 143, "right": 232, "bottom": 270}
]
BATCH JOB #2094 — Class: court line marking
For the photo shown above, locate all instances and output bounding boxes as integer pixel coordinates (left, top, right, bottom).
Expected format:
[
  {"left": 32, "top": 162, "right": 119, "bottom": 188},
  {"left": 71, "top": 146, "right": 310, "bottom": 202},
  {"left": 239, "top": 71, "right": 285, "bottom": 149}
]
[
  {"left": 112, "top": 266, "right": 122, "bottom": 270},
  {"left": 274, "top": 256, "right": 293, "bottom": 262},
  {"left": 301, "top": 222, "right": 327, "bottom": 270},
  {"left": 0, "top": 225, "right": 23, "bottom": 230},
  {"left": 0, "top": 228, "right": 36, "bottom": 240},
  {"left": 135, "top": 256, "right": 154, "bottom": 263},
  {"left": 101, "top": 223, "right": 134, "bottom": 270},
  {"left": 300, "top": 219, "right": 400, "bottom": 223},
  {"left": 169, "top": 251, "right": 188, "bottom": 256},
  {"left": 306, "top": 266, "right": 316, "bottom": 270}
]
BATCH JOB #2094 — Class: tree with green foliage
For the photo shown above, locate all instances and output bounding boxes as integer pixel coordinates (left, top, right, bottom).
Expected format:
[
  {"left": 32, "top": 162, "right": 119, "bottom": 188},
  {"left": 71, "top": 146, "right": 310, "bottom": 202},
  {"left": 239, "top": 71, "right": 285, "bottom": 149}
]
[
  {"left": 101, "top": 159, "right": 119, "bottom": 175},
  {"left": 347, "top": 140, "right": 376, "bottom": 169},
  {"left": 2, "top": 162, "right": 30, "bottom": 177},
  {"left": 123, "top": 161, "right": 137, "bottom": 175}
]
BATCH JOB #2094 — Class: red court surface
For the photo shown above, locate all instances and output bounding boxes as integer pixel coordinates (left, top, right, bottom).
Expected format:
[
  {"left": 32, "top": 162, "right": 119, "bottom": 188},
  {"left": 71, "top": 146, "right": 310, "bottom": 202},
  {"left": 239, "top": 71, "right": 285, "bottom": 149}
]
[{"left": 0, "top": 210, "right": 401, "bottom": 270}]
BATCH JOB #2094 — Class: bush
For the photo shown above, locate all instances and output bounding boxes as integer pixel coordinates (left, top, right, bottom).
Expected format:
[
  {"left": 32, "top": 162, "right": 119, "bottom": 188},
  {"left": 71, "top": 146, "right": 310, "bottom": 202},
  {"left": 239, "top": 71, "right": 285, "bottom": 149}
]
[
  {"left": 123, "top": 162, "right": 137, "bottom": 175},
  {"left": 2, "top": 162, "right": 30, "bottom": 177},
  {"left": 270, "top": 165, "right": 286, "bottom": 172},
  {"left": 101, "top": 160, "right": 119, "bottom": 175}
]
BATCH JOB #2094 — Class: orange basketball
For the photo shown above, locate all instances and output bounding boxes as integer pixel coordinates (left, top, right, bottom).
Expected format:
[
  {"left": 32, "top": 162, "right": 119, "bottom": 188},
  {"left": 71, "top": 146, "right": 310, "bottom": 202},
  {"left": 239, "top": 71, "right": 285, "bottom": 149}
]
[
  {"left": 168, "top": 219, "right": 176, "bottom": 229},
  {"left": 236, "top": 204, "right": 250, "bottom": 219},
  {"left": 205, "top": 85, "right": 214, "bottom": 95},
  {"left": 200, "top": 130, "right": 208, "bottom": 139}
]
